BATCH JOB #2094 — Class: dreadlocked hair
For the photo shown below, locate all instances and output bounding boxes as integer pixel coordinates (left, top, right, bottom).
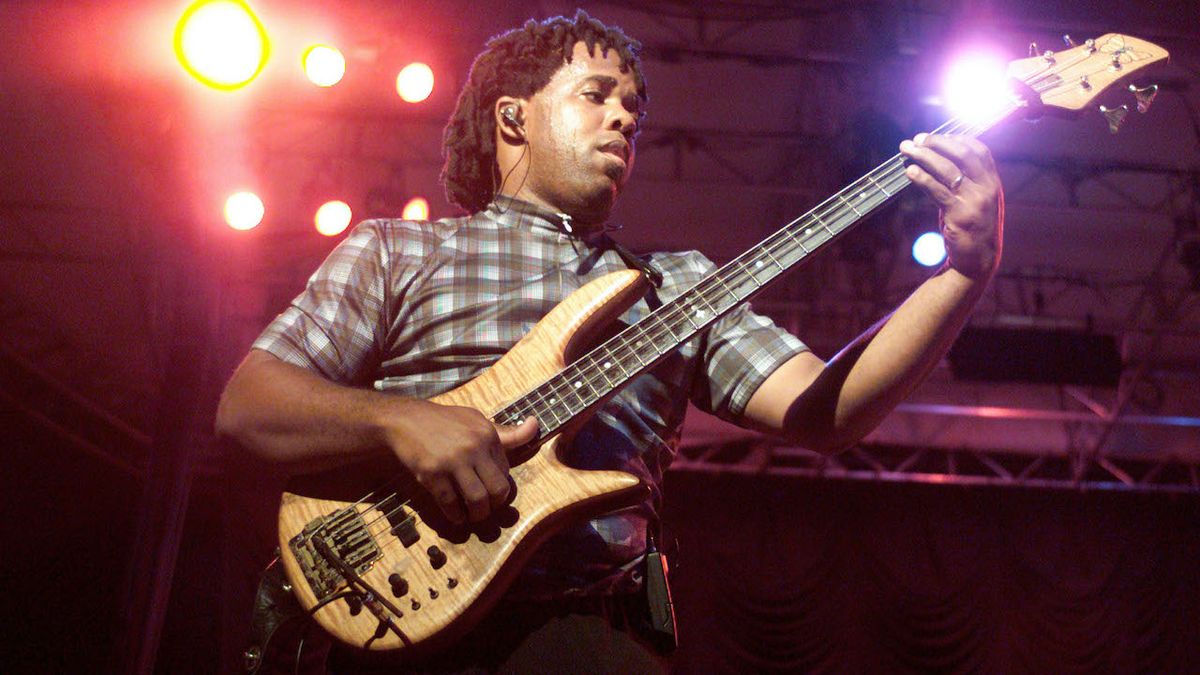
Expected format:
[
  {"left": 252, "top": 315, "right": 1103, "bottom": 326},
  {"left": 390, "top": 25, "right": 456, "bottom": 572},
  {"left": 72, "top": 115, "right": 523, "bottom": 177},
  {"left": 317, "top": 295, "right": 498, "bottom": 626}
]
[{"left": 440, "top": 10, "right": 646, "bottom": 215}]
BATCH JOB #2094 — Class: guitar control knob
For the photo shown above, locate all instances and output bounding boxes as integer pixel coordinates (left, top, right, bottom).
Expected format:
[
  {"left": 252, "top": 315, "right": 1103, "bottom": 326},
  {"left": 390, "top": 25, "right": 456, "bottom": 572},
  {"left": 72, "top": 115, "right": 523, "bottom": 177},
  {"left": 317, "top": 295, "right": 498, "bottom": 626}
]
[
  {"left": 388, "top": 573, "right": 409, "bottom": 597},
  {"left": 345, "top": 595, "right": 363, "bottom": 616},
  {"left": 427, "top": 545, "right": 447, "bottom": 569}
]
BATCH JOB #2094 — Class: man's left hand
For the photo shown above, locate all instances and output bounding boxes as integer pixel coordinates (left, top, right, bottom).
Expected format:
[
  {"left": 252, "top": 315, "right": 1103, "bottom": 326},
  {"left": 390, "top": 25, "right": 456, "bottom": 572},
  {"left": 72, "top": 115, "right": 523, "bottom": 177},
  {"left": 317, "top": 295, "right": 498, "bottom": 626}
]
[{"left": 899, "top": 133, "right": 1003, "bottom": 280}]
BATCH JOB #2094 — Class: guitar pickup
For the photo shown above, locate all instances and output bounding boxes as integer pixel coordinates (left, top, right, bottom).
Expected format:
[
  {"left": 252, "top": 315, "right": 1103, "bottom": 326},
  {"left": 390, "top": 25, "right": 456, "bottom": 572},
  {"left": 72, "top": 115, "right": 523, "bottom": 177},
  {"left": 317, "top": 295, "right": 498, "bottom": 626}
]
[{"left": 386, "top": 506, "right": 421, "bottom": 547}]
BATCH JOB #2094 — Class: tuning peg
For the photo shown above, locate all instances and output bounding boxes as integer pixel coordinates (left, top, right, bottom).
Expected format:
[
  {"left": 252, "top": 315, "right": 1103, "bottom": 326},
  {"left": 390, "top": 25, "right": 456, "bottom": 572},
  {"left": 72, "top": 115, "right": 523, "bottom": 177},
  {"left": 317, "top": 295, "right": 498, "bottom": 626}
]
[
  {"left": 1129, "top": 84, "right": 1159, "bottom": 113},
  {"left": 1028, "top": 42, "right": 1039, "bottom": 57},
  {"left": 1100, "top": 104, "right": 1129, "bottom": 134},
  {"left": 1063, "top": 34, "right": 1076, "bottom": 47}
]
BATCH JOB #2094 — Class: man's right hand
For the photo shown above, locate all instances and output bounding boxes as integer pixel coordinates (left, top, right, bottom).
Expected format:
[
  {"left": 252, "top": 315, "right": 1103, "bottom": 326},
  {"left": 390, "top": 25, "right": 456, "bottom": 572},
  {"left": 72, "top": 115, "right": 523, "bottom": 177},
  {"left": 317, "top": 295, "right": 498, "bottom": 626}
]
[{"left": 380, "top": 399, "right": 539, "bottom": 524}]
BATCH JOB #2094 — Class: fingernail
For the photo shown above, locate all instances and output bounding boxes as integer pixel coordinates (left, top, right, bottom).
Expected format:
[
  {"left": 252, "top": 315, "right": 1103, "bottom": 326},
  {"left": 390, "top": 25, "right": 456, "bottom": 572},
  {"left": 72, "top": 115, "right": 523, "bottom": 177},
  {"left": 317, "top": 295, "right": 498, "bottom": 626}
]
[
  {"left": 915, "top": 133, "right": 928, "bottom": 146},
  {"left": 899, "top": 140, "right": 914, "bottom": 153}
]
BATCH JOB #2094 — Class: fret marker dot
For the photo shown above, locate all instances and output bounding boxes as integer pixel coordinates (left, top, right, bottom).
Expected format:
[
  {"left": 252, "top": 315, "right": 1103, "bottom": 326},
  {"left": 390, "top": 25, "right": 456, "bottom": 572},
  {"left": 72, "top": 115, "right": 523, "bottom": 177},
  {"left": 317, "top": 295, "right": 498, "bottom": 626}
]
[
  {"left": 858, "top": 192, "right": 867, "bottom": 201},
  {"left": 696, "top": 309, "right": 706, "bottom": 318},
  {"left": 603, "top": 361, "right": 611, "bottom": 369},
  {"left": 549, "top": 397, "right": 556, "bottom": 404},
  {"left": 755, "top": 260, "right": 763, "bottom": 268},
  {"left": 574, "top": 381, "right": 582, "bottom": 389}
]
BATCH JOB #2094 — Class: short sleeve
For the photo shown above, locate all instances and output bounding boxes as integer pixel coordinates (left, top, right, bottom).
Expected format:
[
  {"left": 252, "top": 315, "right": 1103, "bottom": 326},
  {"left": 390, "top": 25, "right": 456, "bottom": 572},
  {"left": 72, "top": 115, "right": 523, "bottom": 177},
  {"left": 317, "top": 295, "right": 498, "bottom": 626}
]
[
  {"left": 680, "top": 253, "right": 808, "bottom": 421},
  {"left": 253, "top": 220, "right": 392, "bottom": 384}
]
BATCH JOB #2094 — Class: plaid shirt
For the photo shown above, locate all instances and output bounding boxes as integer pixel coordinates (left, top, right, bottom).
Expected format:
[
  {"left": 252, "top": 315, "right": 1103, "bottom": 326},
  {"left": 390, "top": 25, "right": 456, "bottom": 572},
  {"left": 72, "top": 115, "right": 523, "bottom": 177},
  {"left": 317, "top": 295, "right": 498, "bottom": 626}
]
[{"left": 254, "top": 197, "right": 806, "bottom": 597}]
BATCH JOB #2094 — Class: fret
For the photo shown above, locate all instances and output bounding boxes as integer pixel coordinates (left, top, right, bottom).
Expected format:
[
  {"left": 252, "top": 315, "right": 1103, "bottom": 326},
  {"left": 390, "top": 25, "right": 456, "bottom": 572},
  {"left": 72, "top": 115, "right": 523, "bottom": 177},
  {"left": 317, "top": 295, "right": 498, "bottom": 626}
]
[
  {"left": 608, "top": 350, "right": 633, "bottom": 379},
  {"left": 759, "top": 245, "right": 786, "bottom": 271},
  {"left": 624, "top": 336, "right": 649, "bottom": 367},
  {"left": 534, "top": 388, "right": 566, "bottom": 426},
  {"left": 736, "top": 259, "right": 764, "bottom": 288},
  {"left": 785, "top": 225, "right": 811, "bottom": 254},
  {"left": 652, "top": 313, "right": 682, "bottom": 344},
  {"left": 679, "top": 301, "right": 702, "bottom": 331},
  {"left": 837, "top": 193, "right": 863, "bottom": 217},
  {"left": 813, "top": 213, "right": 836, "bottom": 237},
  {"left": 589, "top": 353, "right": 617, "bottom": 389},
  {"left": 563, "top": 378, "right": 589, "bottom": 414},
  {"left": 867, "top": 174, "right": 891, "bottom": 197},
  {"left": 710, "top": 269, "right": 744, "bottom": 303}
]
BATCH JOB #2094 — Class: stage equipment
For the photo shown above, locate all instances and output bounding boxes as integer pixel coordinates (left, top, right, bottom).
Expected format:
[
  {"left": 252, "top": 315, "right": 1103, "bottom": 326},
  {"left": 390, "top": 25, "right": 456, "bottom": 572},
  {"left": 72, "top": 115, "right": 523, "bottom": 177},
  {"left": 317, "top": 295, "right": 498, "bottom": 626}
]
[
  {"left": 174, "top": 0, "right": 269, "bottom": 91},
  {"left": 315, "top": 201, "right": 352, "bottom": 236},
  {"left": 396, "top": 62, "right": 434, "bottom": 103},
  {"left": 224, "top": 191, "right": 264, "bottom": 230}
]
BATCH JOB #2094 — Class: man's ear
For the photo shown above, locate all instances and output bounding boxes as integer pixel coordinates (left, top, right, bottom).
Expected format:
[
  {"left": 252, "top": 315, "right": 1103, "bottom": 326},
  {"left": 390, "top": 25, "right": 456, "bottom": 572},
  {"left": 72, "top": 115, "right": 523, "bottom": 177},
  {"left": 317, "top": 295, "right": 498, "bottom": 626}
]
[{"left": 494, "top": 96, "right": 526, "bottom": 143}]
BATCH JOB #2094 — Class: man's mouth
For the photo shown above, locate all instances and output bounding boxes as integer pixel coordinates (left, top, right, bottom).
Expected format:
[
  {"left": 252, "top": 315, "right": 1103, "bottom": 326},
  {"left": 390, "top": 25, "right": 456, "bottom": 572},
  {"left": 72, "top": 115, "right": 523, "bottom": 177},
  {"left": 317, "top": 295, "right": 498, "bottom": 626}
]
[{"left": 599, "top": 140, "right": 629, "bottom": 165}]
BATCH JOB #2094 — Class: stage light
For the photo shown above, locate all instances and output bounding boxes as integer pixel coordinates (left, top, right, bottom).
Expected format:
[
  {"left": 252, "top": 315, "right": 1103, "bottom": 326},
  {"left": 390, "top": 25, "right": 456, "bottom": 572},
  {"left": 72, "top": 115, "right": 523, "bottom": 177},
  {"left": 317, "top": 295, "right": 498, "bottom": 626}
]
[
  {"left": 942, "top": 53, "right": 1011, "bottom": 125},
  {"left": 174, "top": 0, "right": 269, "bottom": 91},
  {"left": 315, "top": 200, "right": 352, "bottom": 236},
  {"left": 225, "top": 191, "right": 264, "bottom": 230},
  {"left": 912, "top": 231, "right": 946, "bottom": 267},
  {"left": 402, "top": 197, "right": 429, "bottom": 221},
  {"left": 303, "top": 44, "right": 345, "bottom": 87},
  {"left": 396, "top": 62, "right": 434, "bottom": 103}
]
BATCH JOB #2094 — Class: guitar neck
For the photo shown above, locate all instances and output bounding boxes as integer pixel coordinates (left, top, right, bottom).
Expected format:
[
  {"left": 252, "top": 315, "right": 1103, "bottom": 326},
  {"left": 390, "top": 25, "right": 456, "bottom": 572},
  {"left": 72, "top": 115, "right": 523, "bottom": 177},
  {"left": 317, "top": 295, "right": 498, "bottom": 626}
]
[
  {"left": 492, "top": 110, "right": 1020, "bottom": 438},
  {"left": 489, "top": 110, "right": 1013, "bottom": 439}
]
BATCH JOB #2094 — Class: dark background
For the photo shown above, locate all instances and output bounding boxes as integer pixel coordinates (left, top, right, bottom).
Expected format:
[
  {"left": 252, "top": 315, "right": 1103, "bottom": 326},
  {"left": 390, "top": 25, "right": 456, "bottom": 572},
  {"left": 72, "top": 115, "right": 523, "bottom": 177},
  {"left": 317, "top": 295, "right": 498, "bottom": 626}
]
[{"left": 1, "top": 1, "right": 1198, "bottom": 672}]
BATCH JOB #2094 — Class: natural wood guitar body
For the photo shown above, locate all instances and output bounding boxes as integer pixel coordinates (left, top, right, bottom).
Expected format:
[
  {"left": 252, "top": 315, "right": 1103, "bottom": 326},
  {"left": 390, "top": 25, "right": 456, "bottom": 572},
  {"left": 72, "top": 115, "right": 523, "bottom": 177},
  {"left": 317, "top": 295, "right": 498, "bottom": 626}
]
[{"left": 276, "top": 269, "right": 650, "bottom": 655}]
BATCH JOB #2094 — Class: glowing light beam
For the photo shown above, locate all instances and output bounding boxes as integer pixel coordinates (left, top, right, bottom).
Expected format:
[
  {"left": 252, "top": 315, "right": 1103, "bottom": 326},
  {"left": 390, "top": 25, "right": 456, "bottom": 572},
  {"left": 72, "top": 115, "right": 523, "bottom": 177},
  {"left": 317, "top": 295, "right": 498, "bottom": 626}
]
[
  {"left": 174, "top": 0, "right": 269, "bottom": 91},
  {"left": 942, "top": 53, "right": 1011, "bottom": 125},
  {"left": 396, "top": 62, "right": 434, "bottom": 103},
  {"left": 912, "top": 231, "right": 947, "bottom": 267},
  {"left": 225, "top": 191, "right": 264, "bottom": 230},
  {"left": 315, "top": 200, "right": 352, "bottom": 236},
  {"left": 402, "top": 197, "right": 429, "bottom": 220},
  {"left": 303, "top": 44, "right": 345, "bottom": 87}
]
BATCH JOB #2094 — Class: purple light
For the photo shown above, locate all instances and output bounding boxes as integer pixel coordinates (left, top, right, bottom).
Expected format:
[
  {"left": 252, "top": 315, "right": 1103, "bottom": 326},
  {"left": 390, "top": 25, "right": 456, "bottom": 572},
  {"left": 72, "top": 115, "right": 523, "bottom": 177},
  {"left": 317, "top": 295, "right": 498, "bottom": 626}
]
[
  {"left": 912, "top": 231, "right": 946, "bottom": 267},
  {"left": 942, "top": 52, "right": 1011, "bottom": 124}
]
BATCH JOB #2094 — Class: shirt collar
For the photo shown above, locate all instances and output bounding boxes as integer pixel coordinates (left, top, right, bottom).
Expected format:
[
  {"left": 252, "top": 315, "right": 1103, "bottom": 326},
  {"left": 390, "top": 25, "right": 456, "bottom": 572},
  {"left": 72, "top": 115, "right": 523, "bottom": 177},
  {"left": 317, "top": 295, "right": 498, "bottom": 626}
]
[{"left": 483, "top": 195, "right": 606, "bottom": 243}]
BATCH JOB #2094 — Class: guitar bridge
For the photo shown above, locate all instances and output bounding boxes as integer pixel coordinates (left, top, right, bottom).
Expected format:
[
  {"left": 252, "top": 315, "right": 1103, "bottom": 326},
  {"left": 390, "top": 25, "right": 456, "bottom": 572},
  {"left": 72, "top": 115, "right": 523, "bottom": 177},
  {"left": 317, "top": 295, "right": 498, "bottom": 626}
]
[{"left": 289, "top": 507, "right": 381, "bottom": 602}]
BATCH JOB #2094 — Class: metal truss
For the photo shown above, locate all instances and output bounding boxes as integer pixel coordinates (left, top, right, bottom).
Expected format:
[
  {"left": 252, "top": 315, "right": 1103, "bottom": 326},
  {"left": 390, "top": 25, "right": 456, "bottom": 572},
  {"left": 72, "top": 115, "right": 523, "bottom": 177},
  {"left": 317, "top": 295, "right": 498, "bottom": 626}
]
[{"left": 672, "top": 439, "right": 1200, "bottom": 495}]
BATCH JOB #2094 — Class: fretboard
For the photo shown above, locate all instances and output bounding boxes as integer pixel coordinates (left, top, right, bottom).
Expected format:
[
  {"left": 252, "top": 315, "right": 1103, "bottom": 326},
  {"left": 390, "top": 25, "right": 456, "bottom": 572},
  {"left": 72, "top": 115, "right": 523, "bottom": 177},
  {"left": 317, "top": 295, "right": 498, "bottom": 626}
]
[{"left": 493, "top": 111, "right": 1013, "bottom": 439}]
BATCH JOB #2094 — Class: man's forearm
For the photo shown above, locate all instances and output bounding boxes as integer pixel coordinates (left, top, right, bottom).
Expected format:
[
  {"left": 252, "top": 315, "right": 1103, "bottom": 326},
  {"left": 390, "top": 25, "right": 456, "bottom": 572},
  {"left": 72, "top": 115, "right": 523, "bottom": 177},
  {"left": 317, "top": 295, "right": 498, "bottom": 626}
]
[
  {"left": 822, "top": 265, "right": 989, "bottom": 446},
  {"left": 215, "top": 349, "right": 402, "bottom": 470}
]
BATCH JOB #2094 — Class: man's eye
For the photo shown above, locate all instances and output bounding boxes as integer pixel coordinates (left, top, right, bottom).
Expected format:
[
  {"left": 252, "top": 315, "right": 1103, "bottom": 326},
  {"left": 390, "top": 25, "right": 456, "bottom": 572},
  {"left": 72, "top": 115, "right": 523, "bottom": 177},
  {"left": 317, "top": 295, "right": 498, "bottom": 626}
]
[{"left": 584, "top": 91, "right": 605, "bottom": 103}]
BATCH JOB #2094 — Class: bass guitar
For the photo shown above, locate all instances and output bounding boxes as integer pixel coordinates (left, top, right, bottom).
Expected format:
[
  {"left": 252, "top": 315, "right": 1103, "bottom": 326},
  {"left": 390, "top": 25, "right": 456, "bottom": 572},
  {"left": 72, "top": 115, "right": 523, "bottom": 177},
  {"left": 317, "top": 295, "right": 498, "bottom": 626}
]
[{"left": 272, "top": 33, "right": 1167, "bottom": 660}]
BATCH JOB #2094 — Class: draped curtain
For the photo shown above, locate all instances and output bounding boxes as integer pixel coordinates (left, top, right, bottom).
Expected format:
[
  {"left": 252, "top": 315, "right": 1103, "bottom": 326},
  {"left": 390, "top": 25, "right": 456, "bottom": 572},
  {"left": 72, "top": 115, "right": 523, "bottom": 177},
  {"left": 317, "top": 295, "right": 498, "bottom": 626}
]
[{"left": 664, "top": 472, "right": 1200, "bottom": 674}]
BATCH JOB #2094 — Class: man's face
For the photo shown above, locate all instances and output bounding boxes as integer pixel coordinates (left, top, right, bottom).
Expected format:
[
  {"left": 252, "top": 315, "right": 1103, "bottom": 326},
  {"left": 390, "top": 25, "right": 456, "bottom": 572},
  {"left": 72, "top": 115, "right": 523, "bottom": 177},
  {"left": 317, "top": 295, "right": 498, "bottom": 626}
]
[{"left": 520, "top": 41, "right": 642, "bottom": 224}]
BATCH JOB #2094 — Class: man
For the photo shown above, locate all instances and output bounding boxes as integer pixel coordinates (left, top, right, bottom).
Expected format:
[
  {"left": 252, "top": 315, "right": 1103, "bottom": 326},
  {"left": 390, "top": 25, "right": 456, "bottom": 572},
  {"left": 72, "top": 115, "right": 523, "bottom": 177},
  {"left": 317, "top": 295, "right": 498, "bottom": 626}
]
[{"left": 216, "top": 10, "right": 1002, "bottom": 673}]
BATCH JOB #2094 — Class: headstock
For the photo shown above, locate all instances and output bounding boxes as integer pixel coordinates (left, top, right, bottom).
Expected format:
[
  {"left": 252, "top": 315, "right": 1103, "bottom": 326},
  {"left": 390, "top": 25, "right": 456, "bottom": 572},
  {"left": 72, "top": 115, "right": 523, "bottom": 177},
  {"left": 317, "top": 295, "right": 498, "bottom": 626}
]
[{"left": 1005, "top": 34, "right": 1168, "bottom": 128}]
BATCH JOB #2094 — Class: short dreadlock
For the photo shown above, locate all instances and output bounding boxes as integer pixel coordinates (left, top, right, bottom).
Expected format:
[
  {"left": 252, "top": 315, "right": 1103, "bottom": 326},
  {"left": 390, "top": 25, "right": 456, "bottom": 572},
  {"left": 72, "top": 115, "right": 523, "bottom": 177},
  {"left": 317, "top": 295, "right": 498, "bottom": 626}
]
[{"left": 440, "top": 10, "right": 647, "bottom": 215}]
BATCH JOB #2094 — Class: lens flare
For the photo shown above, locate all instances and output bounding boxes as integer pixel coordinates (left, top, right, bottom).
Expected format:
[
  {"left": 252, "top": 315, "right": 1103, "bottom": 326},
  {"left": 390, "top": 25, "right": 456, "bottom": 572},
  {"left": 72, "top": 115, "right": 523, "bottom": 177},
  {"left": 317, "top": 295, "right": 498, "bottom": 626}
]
[
  {"left": 912, "top": 231, "right": 947, "bottom": 267},
  {"left": 943, "top": 53, "right": 1011, "bottom": 125},
  {"left": 225, "top": 191, "right": 264, "bottom": 230},
  {"left": 303, "top": 44, "right": 345, "bottom": 87},
  {"left": 315, "top": 200, "right": 352, "bottom": 236},
  {"left": 396, "top": 63, "right": 434, "bottom": 103},
  {"left": 174, "top": 0, "right": 269, "bottom": 91},
  {"left": 402, "top": 197, "right": 429, "bottom": 220}
]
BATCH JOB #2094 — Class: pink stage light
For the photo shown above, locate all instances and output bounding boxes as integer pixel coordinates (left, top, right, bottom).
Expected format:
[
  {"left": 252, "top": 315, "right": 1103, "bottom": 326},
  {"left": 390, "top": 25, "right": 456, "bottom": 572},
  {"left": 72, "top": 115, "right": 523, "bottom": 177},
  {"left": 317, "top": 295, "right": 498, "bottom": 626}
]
[
  {"left": 315, "top": 200, "right": 352, "bottom": 236},
  {"left": 942, "top": 53, "right": 1011, "bottom": 125},
  {"left": 402, "top": 197, "right": 429, "bottom": 220},
  {"left": 224, "top": 191, "right": 264, "bottom": 230},
  {"left": 396, "top": 63, "right": 434, "bottom": 103}
]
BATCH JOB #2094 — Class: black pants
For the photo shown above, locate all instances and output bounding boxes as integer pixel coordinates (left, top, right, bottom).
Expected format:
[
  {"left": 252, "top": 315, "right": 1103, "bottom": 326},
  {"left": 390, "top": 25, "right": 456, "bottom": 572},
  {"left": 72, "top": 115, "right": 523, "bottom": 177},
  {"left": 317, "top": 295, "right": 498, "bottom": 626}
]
[{"left": 328, "top": 593, "right": 669, "bottom": 674}]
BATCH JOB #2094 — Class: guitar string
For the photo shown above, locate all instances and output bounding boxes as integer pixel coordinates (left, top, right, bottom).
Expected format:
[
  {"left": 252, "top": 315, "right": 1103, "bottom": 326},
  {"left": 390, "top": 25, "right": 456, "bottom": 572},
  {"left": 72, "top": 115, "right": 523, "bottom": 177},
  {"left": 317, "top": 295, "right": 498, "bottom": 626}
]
[
  {"left": 354, "top": 112, "right": 1010, "bottom": 538},
  {"left": 498, "top": 113, "right": 996, "bottom": 430},
  {"left": 350, "top": 120, "right": 985, "bottom": 540},
  {"left": 349, "top": 69, "right": 1094, "bottom": 541},
  {"left": 303, "top": 50, "right": 1118, "bottom": 545},
  {"left": 503, "top": 58, "right": 1104, "bottom": 430}
]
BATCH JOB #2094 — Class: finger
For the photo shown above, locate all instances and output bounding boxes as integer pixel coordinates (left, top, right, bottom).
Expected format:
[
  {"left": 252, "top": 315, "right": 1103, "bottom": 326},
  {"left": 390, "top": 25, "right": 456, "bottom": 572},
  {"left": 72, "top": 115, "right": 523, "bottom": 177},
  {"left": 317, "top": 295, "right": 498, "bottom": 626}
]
[
  {"left": 453, "top": 466, "right": 492, "bottom": 522},
  {"left": 904, "top": 163, "right": 956, "bottom": 207},
  {"left": 914, "top": 134, "right": 993, "bottom": 181},
  {"left": 496, "top": 416, "right": 539, "bottom": 450},
  {"left": 899, "top": 136, "right": 963, "bottom": 189},
  {"left": 426, "top": 474, "right": 465, "bottom": 524},
  {"left": 473, "top": 455, "right": 512, "bottom": 507}
]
